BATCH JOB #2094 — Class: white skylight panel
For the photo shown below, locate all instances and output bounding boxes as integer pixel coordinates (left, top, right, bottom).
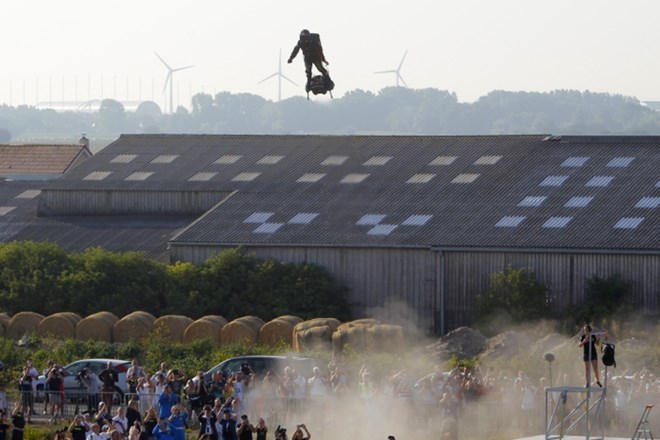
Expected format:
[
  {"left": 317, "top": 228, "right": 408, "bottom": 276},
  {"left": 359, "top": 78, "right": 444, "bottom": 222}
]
[
  {"left": 607, "top": 157, "right": 635, "bottom": 168},
  {"left": 125, "top": 172, "right": 154, "bottom": 181},
  {"left": 340, "top": 173, "right": 369, "bottom": 184},
  {"left": 214, "top": 155, "right": 242, "bottom": 164},
  {"left": 356, "top": 214, "right": 386, "bottom": 225},
  {"left": 401, "top": 214, "right": 433, "bottom": 226},
  {"left": 189, "top": 172, "right": 218, "bottom": 182},
  {"left": 539, "top": 175, "right": 569, "bottom": 187},
  {"left": 517, "top": 196, "right": 546, "bottom": 207},
  {"left": 288, "top": 213, "right": 319, "bottom": 224},
  {"left": 474, "top": 155, "right": 503, "bottom": 165},
  {"left": 83, "top": 171, "right": 112, "bottom": 181},
  {"left": 15, "top": 190, "right": 41, "bottom": 199},
  {"left": 296, "top": 173, "right": 326, "bottom": 183},
  {"left": 0, "top": 206, "right": 16, "bottom": 216},
  {"left": 321, "top": 155, "right": 349, "bottom": 166},
  {"left": 565, "top": 196, "right": 594, "bottom": 208},
  {"left": 451, "top": 173, "right": 480, "bottom": 184},
  {"left": 635, "top": 197, "right": 660, "bottom": 209},
  {"left": 232, "top": 172, "right": 261, "bottom": 182},
  {"left": 406, "top": 174, "right": 436, "bottom": 184},
  {"left": 542, "top": 216, "right": 573, "bottom": 228},
  {"left": 257, "top": 155, "right": 285, "bottom": 165},
  {"left": 368, "top": 224, "right": 398, "bottom": 235},
  {"left": 495, "top": 216, "right": 526, "bottom": 227},
  {"left": 110, "top": 154, "right": 137, "bottom": 163},
  {"left": 614, "top": 217, "right": 644, "bottom": 229},
  {"left": 429, "top": 156, "right": 457, "bottom": 166},
  {"left": 244, "top": 212, "right": 274, "bottom": 224},
  {"left": 586, "top": 176, "right": 614, "bottom": 187},
  {"left": 253, "top": 223, "right": 284, "bottom": 234},
  {"left": 363, "top": 156, "right": 393, "bottom": 166},
  {"left": 561, "top": 157, "right": 590, "bottom": 167},
  {"left": 151, "top": 155, "right": 179, "bottom": 164}
]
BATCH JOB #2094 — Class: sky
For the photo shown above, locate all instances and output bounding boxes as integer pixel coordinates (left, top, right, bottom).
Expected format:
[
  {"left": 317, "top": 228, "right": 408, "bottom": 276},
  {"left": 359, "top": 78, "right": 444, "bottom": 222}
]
[{"left": 2, "top": 0, "right": 660, "bottom": 111}]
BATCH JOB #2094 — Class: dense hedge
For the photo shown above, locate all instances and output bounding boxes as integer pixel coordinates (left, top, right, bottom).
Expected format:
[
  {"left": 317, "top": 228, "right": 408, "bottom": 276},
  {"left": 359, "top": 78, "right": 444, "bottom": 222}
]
[{"left": 0, "top": 242, "right": 349, "bottom": 321}]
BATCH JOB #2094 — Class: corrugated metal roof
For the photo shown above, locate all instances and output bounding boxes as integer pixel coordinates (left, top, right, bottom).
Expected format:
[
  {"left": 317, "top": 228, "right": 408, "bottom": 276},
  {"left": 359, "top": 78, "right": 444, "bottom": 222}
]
[{"left": 16, "top": 133, "right": 657, "bottom": 252}]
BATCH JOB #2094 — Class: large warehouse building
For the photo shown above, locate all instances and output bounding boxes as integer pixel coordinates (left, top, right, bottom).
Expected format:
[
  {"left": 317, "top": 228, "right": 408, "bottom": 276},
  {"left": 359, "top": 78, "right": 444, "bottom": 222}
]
[{"left": 2, "top": 134, "right": 659, "bottom": 334}]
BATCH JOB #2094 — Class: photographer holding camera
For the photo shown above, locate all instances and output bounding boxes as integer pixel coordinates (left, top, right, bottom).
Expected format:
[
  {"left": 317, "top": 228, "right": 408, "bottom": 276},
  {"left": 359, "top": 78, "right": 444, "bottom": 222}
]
[{"left": 78, "top": 368, "right": 100, "bottom": 415}]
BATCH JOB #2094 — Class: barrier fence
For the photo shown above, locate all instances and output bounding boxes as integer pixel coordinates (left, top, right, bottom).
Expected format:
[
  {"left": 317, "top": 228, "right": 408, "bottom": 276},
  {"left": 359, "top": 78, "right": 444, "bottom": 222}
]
[{"left": 3, "top": 389, "right": 658, "bottom": 438}]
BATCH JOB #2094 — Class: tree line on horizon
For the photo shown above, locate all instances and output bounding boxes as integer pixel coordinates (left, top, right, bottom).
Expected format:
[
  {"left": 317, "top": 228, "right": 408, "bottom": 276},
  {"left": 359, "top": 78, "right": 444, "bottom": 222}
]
[{"left": 1, "top": 88, "right": 660, "bottom": 142}]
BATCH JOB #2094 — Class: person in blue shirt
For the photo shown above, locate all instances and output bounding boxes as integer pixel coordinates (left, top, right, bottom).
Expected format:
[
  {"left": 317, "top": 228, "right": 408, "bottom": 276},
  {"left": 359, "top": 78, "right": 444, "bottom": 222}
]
[
  {"left": 168, "top": 405, "right": 187, "bottom": 440},
  {"left": 158, "top": 386, "right": 179, "bottom": 420},
  {"left": 152, "top": 419, "right": 174, "bottom": 440}
]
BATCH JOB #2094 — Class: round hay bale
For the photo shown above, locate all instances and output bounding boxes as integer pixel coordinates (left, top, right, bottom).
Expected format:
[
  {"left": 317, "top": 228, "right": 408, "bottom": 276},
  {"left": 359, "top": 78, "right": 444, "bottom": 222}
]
[
  {"left": 235, "top": 316, "right": 265, "bottom": 330},
  {"left": 332, "top": 325, "right": 370, "bottom": 354},
  {"left": 366, "top": 324, "right": 404, "bottom": 352},
  {"left": 153, "top": 315, "right": 194, "bottom": 343},
  {"left": 113, "top": 311, "right": 155, "bottom": 343},
  {"left": 337, "top": 318, "right": 379, "bottom": 330},
  {"left": 295, "top": 325, "right": 334, "bottom": 352},
  {"left": 220, "top": 316, "right": 263, "bottom": 345},
  {"left": 37, "top": 312, "right": 81, "bottom": 339},
  {"left": 6, "top": 312, "right": 45, "bottom": 340},
  {"left": 183, "top": 315, "right": 227, "bottom": 344},
  {"left": 76, "top": 311, "right": 119, "bottom": 342},
  {"left": 258, "top": 318, "right": 296, "bottom": 347},
  {"left": 275, "top": 315, "right": 303, "bottom": 326},
  {"left": 0, "top": 313, "right": 10, "bottom": 338},
  {"left": 292, "top": 318, "right": 341, "bottom": 351}
]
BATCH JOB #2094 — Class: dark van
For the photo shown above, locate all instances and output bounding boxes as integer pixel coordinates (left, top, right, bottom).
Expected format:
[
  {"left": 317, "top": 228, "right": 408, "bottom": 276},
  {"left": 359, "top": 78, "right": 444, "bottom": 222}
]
[{"left": 204, "top": 355, "right": 316, "bottom": 381}]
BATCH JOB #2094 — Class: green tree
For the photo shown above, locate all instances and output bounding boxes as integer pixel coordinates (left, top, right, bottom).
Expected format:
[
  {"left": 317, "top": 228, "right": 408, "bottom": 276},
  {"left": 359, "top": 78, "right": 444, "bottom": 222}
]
[
  {"left": 475, "top": 266, "right": 551, "bottom": 324},
  {"left": 0, "top": 241, "right": 73, "bottom": 314},
  {"left": 567, "top": 274, "right": 632, "bottom": 325}
]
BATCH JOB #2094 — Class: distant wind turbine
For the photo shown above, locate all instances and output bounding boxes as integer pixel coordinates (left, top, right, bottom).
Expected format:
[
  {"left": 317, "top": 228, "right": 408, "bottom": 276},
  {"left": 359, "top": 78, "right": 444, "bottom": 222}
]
[
  {"left": 258, "top": 49, "right": 297, "bottom": 101},
  {"left": 374, "top": 50, "right": 409, "bottom": 87},
  {"left": 155, "top": 52, "right": 193, "bottom": 113}
]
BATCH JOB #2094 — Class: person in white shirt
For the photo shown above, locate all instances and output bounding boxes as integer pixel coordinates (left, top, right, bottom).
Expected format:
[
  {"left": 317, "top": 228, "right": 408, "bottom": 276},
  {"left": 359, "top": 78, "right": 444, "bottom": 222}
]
[
  {"left": 111, "top": 406, "right": 129, "bottom": 437},
  {"left": 86, "top": 423, "right": 109, "bottom": 440},
  {"left": 307, "top": 368, "right": 327, "bottom": 397}
]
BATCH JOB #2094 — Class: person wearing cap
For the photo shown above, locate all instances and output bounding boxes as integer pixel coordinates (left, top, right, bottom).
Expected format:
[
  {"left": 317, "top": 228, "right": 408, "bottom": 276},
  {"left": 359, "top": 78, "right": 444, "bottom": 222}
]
[
  {"left": 218, "top": 409, "right": 238, "bottom": 440},
  {"left": 237, "top": 415, "right": 255, "bottom": 440},
  {"left": 198, "top": 405, "right": 217, "bottom": 440}
]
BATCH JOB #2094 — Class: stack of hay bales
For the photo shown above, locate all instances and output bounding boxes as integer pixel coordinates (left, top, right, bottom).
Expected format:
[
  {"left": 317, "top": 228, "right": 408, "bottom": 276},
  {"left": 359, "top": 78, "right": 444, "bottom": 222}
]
[
  {"left": 183, "top": 315, "right": 227, "bottom": 344},
  {"left": 332, "top": 319, "right": 379, "bottom": 354},
  {"left": 366, "top": 324, "right": 404, "bottom": 352},
  {"left": 293, "top": 318, "right": 341, "bottom": 352},
  {"left": 258, "top": 315, "right": 303, "bottom": 347},
  {"left": 6, "top": 312, "right": 44, "bottom": 339},
  {"left": 37, "top": 312, "right": 81, "bottom": 339},
  {"left": 220, "top": 316, "right": 264, "bottom": 345},
  {"left": 0, "top": 313, "right": 10, "bottom": 338},
  {"left": 153, "top": 315, "right": 194, "bottom": 343},
  {"left": 76, "top": 311, "right": 119, "bottom": 342},
  {"left": 113, "top": 311, "right": 156, "bottom": 343}
]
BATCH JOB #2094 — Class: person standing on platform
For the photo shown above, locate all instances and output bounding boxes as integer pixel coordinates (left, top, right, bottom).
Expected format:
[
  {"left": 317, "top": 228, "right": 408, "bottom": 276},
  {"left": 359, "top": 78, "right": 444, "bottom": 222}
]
[{"left": 579, "top": 325, "right": 602, "bottom": 388}]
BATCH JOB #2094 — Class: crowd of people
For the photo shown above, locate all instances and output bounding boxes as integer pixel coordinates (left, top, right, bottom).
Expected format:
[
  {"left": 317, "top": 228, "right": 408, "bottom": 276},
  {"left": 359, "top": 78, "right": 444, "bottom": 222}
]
[{"left": 3, "top": 354, "right": 659, "bottom": 440}]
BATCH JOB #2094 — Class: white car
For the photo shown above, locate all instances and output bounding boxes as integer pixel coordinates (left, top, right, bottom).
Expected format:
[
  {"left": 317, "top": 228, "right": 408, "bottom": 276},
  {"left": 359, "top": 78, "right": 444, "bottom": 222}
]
[{"left": 35, "top": 358, "right": 130, "bottom": 402}]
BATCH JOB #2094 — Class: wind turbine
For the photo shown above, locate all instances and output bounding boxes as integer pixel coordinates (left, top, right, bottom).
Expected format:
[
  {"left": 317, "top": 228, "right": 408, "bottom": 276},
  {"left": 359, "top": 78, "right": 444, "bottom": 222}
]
[
  {"left": 258, "top": 49, "right": 297, "bottom": 101},
  {"left": 155, "top": 52, "right": 193, "bottom": 113},
  {"left": 374, "top": 50, "right": 409, "bottom": 87}
]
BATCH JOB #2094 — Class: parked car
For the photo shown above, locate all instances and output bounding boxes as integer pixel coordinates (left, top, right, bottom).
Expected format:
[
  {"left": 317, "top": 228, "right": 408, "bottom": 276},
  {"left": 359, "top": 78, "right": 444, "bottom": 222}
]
[
  {"left": 204, "top": 355, "right": 316, "bottom": 382},
  {"left": 35, "top": 358, "right": 130, "bottom": 402}
]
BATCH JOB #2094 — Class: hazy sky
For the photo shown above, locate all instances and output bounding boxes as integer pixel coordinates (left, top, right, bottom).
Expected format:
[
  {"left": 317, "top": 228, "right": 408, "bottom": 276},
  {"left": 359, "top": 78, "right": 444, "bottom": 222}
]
[{"left": 3, "top": 0, "right": 660, "bottom": 110}]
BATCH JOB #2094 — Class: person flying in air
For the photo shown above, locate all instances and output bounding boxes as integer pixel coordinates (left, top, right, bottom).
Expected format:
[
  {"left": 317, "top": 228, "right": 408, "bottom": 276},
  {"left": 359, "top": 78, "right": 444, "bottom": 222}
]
[{"left": 287, "top": 29, "right": 333, "bottom": 91}]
